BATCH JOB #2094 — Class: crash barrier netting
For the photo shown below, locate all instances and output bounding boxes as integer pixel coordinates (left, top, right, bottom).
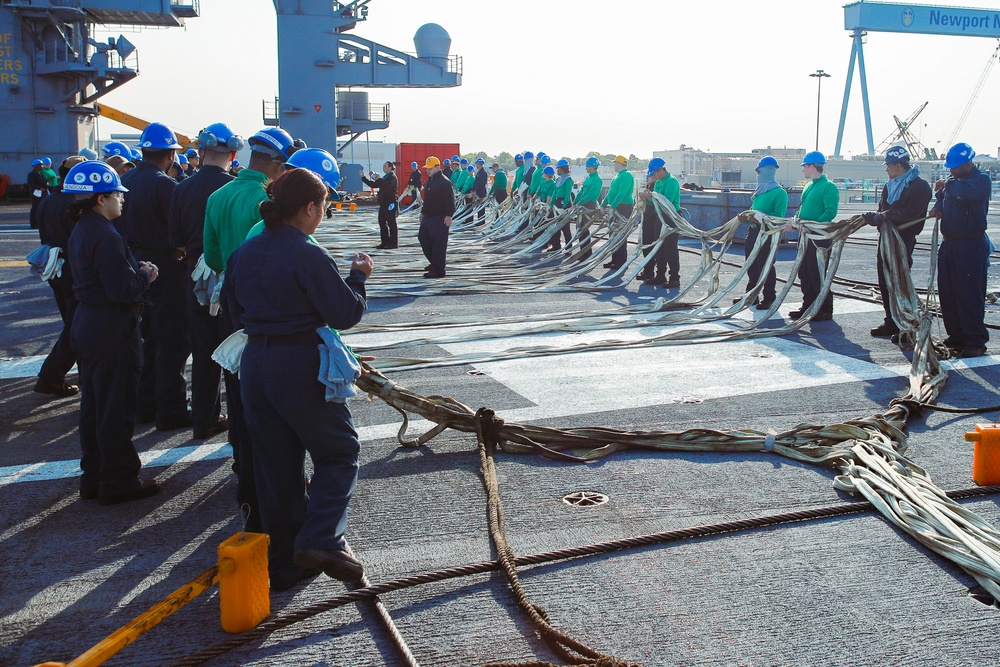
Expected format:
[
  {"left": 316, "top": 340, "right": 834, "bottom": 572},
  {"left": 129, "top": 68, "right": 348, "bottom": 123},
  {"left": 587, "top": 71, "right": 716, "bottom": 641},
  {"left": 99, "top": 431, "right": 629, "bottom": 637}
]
[
  {"left": 168, "top": 197, "right": 996, "bottom": 666},
  {"left": 314, "top": 191, "right": 962, "bottom": 372}
]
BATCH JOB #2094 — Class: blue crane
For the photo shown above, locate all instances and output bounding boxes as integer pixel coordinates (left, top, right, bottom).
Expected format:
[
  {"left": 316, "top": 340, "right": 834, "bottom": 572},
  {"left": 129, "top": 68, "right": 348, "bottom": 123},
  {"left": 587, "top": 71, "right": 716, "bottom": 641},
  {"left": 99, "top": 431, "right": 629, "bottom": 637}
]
[{"left": 835, "top": 1, "right": 1000, "bottom": 157}]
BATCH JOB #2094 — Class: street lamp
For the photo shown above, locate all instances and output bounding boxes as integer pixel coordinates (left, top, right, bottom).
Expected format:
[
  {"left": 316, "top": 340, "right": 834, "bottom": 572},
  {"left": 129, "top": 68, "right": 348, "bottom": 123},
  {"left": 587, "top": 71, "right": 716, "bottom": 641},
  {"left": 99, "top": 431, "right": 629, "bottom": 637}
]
[{"left": 809, "top": 69, "right": 831, "bottom": 151}]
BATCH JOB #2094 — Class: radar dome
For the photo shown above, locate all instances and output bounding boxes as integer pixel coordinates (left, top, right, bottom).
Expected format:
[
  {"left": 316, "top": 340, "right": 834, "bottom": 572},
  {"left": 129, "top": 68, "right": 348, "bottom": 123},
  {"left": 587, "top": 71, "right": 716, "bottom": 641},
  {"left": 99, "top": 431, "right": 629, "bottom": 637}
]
[{"left": 414, "top": 23, "right": 451, "bottom": 67}]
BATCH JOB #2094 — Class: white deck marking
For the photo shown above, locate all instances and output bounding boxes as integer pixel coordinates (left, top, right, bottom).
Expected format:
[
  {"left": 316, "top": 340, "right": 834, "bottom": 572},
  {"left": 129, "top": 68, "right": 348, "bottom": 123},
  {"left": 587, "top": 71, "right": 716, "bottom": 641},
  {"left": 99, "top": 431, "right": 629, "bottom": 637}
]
[{"left": 3, "top": 296, "right": 997, "bottom": 484}]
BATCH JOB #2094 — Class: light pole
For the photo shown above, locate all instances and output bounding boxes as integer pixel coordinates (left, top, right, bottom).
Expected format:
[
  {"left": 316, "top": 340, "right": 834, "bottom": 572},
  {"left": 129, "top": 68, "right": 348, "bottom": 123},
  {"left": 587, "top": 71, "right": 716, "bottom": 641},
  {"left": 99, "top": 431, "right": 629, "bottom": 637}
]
[{"left": 809, "top": 69, "right": 831, "bottom": 151}]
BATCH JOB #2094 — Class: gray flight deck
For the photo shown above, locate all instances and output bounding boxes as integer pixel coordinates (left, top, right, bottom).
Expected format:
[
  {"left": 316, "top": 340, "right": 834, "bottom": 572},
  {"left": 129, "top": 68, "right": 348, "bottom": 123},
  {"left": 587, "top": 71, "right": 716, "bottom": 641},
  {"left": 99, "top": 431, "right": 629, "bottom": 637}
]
[{"left": 1, "top": 201, "right": 999, "bottom": 666}]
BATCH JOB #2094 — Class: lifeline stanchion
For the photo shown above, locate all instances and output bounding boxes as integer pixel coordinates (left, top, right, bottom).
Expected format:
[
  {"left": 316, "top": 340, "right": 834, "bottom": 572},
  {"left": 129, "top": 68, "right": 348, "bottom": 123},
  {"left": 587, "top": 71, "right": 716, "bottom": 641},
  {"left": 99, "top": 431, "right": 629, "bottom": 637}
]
[{"left": 34, "top": 532, "right": 270, "bottom": 667}]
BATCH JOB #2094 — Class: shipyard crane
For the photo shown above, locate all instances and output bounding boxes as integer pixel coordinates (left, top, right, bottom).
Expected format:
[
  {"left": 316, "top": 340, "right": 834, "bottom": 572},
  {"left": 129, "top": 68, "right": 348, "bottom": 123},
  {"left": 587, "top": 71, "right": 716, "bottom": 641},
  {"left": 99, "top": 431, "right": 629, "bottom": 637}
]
[
  {"left": 874, "top": 102, "right": 933, "bottom": 160},
  {"left": 944, "top": 40, "right": 1000, "bottom": 149},
  {"left": 834, "top": 2, "right": 1000, "bottom": 158},
  {"left": 95, "top": 102, "right": 193, "bottom": 149}
]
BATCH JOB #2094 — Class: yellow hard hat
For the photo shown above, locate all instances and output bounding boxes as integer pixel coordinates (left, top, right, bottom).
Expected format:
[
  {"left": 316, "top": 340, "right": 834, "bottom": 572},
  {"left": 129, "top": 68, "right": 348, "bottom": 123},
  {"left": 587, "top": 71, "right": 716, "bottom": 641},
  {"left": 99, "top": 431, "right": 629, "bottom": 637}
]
[
  {"left": 613, "top": 155, "right": 628, "bottom": 165},
  {"left": 424, "top": 156, "right": 441, "bottom": 169}
]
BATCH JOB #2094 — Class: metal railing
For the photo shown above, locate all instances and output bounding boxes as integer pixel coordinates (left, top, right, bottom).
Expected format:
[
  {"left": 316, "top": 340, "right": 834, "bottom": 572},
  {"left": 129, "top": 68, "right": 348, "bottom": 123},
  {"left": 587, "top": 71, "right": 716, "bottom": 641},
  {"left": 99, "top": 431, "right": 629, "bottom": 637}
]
[{"left": 335, "top": 100, "right": 389, "bottom": 124}]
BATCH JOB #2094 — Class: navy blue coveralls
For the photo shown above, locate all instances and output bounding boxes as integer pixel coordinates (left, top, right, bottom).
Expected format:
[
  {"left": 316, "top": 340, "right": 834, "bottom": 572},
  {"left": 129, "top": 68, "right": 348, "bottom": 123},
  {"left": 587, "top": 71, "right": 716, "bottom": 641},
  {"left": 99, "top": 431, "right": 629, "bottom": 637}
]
[
  {"left": 407, "top": 169, "right": 422, "bottom": 206},
  {"left": 473, "top": 167, "right": 488, "bottom": 222},
  {"left": 419, "top": 171, "right": 457, "bottom": 276},
  {"left": 28, "top": 168, "right": 49, "bottom": 229},
  {"left": 168, "top": 165, "right": 234, "bottom": 432},
  {"left": 874, "top": 175, "right": 932, "bottom": 332},
  {"left": 68, "top": 209, "right": 151, "bottom": 497},
  {"left": 361, "top": 171, "right": 399, "bottom": 248},
  {"left": 36, "top": 188, "right": 79, "bottom": 388},
  {"left": 119, "top": 161, "right": 189, "bottom": 426},
  {"left": 224, "top": 224, "right": 368, "bottom": 581},
  {"left": 932, "top": 166, "right": 991, "bottom": 349}
]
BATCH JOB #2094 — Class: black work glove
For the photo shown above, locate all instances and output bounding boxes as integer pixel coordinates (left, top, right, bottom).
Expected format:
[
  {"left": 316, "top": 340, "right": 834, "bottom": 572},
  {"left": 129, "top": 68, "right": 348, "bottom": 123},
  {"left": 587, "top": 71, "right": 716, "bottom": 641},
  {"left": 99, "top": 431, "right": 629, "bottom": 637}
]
[{"left": 862, "top": 212, "right": 882, "bottom": 226}]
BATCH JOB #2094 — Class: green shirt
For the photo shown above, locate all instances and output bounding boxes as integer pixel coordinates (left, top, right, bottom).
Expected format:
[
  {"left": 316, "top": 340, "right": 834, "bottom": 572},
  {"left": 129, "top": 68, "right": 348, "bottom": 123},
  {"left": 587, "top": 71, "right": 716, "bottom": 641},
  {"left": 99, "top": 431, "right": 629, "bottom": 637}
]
[
  {"left": 651, "top": 172, "right": 680, "bottom": 214},
  {"left": 528, "top": 165, "right": 545, "bottom": 195},
  {"left": 535, "top": 177, "right": 555, "bottom": 202},
  {"left": 749, "top": 187, "right": 788, "bottom": 218},
  {"left": 798, "top": 174, "right": 839, "bottom": 223},
  {"left": 489, "top": 170, "right": 508, "bottom": 195},
  {"left": 450, "top": 169, "right": 461, "bottom": 189},
  {"left": 602, "top": 169, "right": 635, "bottom": 208},
  {"left": 511, "top": 165, "right": 525, "bottom": 191},
  {"left": 203, "top": 168, "right": 269, "bottom": 272},
  {"left": 41, "top": 167, "right": 59, "bottom": 188},
  {"left": 551, "top": 174, "right": 574, "bottom": 206},
  {"left": 575, "top": 172, "right": 603, "bottom": 205},
  {"left": 460, "top": 171, "right": 474, "bottom": 194}
]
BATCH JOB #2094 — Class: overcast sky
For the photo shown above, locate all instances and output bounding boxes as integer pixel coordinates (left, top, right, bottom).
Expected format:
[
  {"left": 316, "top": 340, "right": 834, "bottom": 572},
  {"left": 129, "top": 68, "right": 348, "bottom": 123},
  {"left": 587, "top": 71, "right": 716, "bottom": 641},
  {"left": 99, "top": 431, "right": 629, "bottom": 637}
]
[{"left": 96, "top": 0, "right": 1000, "bottom": 159}]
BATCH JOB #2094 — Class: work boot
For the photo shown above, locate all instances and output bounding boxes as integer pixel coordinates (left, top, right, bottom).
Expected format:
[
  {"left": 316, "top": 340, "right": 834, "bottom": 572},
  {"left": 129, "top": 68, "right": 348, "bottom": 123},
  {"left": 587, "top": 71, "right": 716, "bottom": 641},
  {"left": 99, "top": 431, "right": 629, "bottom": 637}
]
[
  {"left": 33, "top": 379, "right": 79, "bottom": 398},
  {"left": 193, "top": 415, "right": 229, "bottom": 440},
  {"left": 294, "top": 548, "right": 364, "bottom": 582},
  {"left": 870, "top": 322, "right": 899, "bottom": 337},
  {"left": 98, "top": 479, "right": 160, "bottom": 506},
  {"left": 647, "top": 275, "right": 666, "bottom": 286},
  {"left": 756, "top": 299, "right": 775, "bottom": 310},
  {"left": 664, "top": 277, "right": 680, "bottom": 289}
]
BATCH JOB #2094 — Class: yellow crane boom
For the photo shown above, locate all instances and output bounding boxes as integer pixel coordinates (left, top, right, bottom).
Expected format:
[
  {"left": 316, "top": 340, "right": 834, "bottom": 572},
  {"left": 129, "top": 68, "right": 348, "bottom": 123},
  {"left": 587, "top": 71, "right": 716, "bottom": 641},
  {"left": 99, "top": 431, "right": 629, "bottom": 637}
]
[{"left": 95, "top": 103, "right": 193, "bottom": 149}]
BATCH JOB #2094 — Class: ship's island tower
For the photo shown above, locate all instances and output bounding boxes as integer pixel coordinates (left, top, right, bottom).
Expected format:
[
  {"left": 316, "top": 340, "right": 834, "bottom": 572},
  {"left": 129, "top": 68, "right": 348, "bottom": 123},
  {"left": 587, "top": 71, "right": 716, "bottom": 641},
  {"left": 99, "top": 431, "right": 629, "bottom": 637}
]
[
  {"left": 268, "top": 0, "right": 461, "bottom": 155},
  {"left": 0, "top": 1, "right": 199, "bottom": 178}
]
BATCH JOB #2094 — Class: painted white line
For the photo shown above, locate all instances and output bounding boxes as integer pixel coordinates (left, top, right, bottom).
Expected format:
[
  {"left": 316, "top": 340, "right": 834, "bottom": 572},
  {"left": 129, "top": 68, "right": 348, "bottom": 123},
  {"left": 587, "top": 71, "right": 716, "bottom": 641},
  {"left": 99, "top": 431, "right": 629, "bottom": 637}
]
[
  {"left": 0, "top": 443, "right": 233, "bottom": 487},
  {"left": 0, "top": 355, "right": 54, "bottom": 379}
]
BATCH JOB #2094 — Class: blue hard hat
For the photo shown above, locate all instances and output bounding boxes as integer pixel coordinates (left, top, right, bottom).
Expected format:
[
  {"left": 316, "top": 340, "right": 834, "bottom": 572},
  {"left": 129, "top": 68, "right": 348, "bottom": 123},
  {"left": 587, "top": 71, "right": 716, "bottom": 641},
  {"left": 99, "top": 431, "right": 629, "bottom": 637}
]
[
  {"left": 466, "top": 165, "right": 474, "bottom": 172},
  {"left": 460, "top": 158, "right": 469, "bottom": 165},
  {"left": 883, "top": 146, "right": 910, "bottom": 164},
  {"left": 801, "top": 150, "right": 826, "bottom": 166},
  {"left": 646, "top": 157, "right": 666, "bottom": 177},
  {"left": 756, "top": 156, "right": 779, "bottom": 169},
  {"left": 248, "top": 127, "right": 303, "bottom": 162},
  {"left": 64, "top": 160, "right": 128, "bottom": 194},
  {"left": 451, "top": 155, "right": 460, "bottom": 162},
  {"left": 514, "top": 154, "right": 523, "bottom": 161},
  {"left": 443, "top": 158, "right": 451, "bottom": 164},
  {"left": 102, "top": 141, "right": 132, "bottom": 157},
  {"left": 539, "top": 155, "right": 552, "bottom": 166},
  {"left": 522, "top": 151, "right": 534, "bottom": 160},
  {"left": 475, "top": 157, "right": 485, "bottom": 164},
  {"left": 138, "top": 122, "right": 183, "bottom": 150},
  {"left": 585, "top": 156, "right": 601, "bottom": 168},
  {"left": 79, "top": 148, "right": 98, "bottom": 160},
  {"left": 537, "top": 151, "right": 546, "bottom": 158},
  {"left": 556, "top": 159, "right": 570, "bottom": 168},
  {"left": 232, "top": 160, "right": 240, "bottom": 167},
  {"left": 199, "top": 122, "right": 245, "bottom": 153},
  {"left": 285, "top": 147, "right": 341, "bottom": 189},
  {"left": 41, "top": 156, "right": 52, "bottom": 165},
  {"left": 185, "top": 148, "right": 199, "bottom": 159},
  {"left": 542, "top": 165, "right": 555, "bottom": 176},
  {"left": 130, "top": 148, "right": 142, "bottom": 161},
  {"left": 411, "top": 161, "right": 418, "bottom": 168},
  {"left": 944, "top": 142, "right": 975, "bottom": 168},
  {"left": 177, "top": 154, "right": 189, "bottom": 165},
  {"left": 31, "top": 159, "right": 42, "bottom": 166}
]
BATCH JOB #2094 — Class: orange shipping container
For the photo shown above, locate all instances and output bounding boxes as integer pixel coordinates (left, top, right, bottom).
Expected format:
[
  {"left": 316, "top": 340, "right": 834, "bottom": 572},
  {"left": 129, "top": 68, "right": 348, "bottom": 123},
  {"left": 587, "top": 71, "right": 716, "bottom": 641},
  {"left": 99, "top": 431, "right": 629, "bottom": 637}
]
[{"left": 394, "top": 142, "right": 460, "bottom": 198}]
